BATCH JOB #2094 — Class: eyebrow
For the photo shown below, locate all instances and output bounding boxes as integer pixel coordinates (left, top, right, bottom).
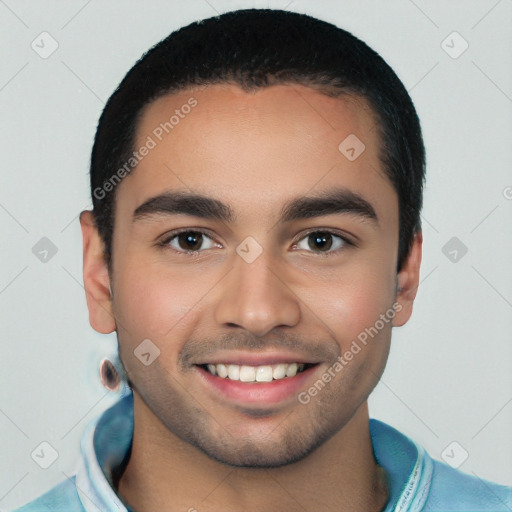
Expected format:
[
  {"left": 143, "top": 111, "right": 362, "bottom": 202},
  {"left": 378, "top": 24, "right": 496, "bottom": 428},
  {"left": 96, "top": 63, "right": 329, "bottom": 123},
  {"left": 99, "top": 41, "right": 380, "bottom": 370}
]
[
  {"left": 132, "top": 188, "right": 378, "bottom": 225},
  {"left": 133, "top": 191, "right": 235, "bottom": 223},
  {"left": 280, "top": 189, "right": 377, "bottom": 224}
]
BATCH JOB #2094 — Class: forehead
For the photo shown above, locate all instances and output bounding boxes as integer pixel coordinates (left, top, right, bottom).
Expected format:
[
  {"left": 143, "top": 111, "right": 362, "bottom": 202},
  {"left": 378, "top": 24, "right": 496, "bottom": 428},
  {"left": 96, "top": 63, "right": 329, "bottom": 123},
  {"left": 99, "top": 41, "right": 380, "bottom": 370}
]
[{"left": 117, "top": 83, "right": 395, "bottom": 226}]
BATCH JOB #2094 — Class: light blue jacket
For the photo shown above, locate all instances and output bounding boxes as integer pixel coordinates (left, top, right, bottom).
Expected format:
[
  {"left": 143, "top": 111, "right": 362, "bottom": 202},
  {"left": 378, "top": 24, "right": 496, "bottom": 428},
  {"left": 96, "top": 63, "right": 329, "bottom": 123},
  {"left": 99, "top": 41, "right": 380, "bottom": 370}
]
[{"left": 13, "top": 389, "right": 512, "bottom": 511}]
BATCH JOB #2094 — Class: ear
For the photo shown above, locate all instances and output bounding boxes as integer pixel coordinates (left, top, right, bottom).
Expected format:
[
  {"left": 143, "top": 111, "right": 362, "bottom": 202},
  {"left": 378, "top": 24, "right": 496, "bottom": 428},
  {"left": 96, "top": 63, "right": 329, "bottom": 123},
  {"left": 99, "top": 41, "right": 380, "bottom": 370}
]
[
  {"left": 79, "top": 210, "right": 116, "bottom": 334},
  {"left": 392, "top": 231, "right": 423, "bottom": 327}
]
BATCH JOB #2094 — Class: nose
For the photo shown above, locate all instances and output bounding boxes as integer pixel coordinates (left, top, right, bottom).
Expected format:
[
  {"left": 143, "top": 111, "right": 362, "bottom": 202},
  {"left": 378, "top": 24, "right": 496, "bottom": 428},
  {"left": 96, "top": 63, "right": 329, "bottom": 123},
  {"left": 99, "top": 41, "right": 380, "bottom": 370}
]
[{"left": 214, "top": 251, "right": 301, "bottom": 337}]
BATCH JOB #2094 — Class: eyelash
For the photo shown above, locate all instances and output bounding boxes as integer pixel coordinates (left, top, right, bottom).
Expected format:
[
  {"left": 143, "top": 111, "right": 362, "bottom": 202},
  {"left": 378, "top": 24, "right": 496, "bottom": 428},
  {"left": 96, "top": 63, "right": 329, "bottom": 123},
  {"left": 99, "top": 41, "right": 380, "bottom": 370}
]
[{"left": 157, "top": 228, "right": 355, "bottom": 256}]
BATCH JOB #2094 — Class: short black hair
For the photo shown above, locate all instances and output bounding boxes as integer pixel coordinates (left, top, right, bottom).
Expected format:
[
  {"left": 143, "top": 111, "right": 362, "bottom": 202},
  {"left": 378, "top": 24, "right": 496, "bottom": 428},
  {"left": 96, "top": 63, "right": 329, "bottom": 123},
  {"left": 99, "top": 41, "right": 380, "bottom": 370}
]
[{"left": 90, "top": 8, "right": 425, "bottom": 273}]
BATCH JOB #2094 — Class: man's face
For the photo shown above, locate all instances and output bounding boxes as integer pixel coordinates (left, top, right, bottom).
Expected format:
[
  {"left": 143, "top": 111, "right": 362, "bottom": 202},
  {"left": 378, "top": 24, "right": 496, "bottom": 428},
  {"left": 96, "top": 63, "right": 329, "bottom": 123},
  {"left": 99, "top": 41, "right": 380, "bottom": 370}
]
[{"left": 99, "top": 84, "right": 409, "bottom": 467}]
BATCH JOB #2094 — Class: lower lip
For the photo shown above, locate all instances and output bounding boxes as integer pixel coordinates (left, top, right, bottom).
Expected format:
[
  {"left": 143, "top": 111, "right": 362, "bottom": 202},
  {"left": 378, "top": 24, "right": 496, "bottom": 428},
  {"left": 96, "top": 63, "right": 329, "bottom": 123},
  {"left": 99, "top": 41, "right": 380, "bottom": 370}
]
[{"left": 196, "top": 365, "right": 318, "bottom": 405}]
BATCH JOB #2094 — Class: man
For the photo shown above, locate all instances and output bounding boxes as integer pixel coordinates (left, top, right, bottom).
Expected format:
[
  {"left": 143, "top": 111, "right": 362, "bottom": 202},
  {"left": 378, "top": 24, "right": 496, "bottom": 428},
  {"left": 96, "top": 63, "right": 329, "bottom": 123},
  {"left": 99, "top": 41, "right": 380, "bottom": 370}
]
[{"left": 14, "top": 8, "right": 512, "bottom": 512}]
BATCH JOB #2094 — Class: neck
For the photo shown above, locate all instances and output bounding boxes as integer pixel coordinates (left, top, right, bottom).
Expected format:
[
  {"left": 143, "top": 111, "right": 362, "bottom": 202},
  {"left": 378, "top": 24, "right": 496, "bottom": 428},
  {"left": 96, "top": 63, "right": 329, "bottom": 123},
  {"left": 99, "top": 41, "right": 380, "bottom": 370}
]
[{"left": 116, "top": 392, "right": 388, "bottom": 512}]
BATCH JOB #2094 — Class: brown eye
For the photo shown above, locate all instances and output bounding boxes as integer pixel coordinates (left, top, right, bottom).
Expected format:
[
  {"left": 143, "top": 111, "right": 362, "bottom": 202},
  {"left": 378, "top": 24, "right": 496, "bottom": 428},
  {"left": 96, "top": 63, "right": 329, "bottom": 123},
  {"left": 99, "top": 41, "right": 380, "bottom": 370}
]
[
  {"left": 177, "top": 232, "right": 203, "bottom": 251},
  {"left": 295, "top": 231, "right": 349, "bottom": 254},
  {"left": 308, "top": 232, "right": 333, "bottom": 252},
  {"left": 165, "top": 231, "right": 217, "bottom": 252}
]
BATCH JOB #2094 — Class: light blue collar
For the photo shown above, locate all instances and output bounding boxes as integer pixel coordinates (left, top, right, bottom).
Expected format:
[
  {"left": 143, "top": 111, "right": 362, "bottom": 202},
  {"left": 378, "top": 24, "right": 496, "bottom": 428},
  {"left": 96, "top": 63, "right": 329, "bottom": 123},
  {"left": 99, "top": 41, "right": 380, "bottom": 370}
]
[{"left": 74, "top": 389, "right": 432, "bottom": 511}]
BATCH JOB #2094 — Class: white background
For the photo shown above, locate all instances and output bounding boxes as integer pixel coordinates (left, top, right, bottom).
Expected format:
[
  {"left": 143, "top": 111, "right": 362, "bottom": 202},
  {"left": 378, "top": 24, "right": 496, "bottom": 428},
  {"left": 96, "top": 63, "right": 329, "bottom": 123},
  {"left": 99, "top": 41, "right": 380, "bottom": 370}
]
[{"left": 1, "top": 0, "right": 511, "bottom": 509}]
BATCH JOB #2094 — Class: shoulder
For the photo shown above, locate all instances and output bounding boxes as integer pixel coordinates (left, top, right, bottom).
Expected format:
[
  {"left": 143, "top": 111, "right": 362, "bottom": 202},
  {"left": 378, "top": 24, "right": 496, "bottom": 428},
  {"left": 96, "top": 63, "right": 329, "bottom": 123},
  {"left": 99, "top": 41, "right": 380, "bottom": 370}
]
[
  {"left": 425, "top": 459, "right": 512, "bottom": 511},
  {"left": 369, "top": 419, "right": 512, "bottom": 511},
  {"left": 11, "top": 475, "right": 85, "bottom": 512}
]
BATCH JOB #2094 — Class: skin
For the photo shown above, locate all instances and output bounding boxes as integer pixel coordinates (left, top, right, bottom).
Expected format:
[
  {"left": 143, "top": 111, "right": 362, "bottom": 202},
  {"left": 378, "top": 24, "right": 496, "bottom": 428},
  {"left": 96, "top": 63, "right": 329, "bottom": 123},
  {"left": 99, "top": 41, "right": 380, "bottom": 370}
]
[{"left": 80, "top": 84, "right": 422, "bottom": 512}]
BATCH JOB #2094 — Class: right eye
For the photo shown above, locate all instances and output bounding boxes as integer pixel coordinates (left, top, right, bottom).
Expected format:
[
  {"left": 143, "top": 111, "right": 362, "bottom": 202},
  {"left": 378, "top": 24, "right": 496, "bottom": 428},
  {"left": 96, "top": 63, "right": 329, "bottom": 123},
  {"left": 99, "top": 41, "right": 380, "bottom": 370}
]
[{"left": 160, "top": 230, "right": 220, "bottom": 253}]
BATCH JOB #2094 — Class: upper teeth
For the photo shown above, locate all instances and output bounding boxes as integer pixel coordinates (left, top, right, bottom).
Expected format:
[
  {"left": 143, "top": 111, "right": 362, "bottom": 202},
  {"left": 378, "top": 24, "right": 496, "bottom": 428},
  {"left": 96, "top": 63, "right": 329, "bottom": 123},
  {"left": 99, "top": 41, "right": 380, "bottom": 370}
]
[{"left": 206, "top": 363, "right": 305, "bottom": 382}]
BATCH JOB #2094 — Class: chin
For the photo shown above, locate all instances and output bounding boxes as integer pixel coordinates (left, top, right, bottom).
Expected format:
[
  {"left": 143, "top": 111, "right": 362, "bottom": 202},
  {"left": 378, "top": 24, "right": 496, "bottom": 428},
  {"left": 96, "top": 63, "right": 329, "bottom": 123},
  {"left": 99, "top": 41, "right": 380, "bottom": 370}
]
[
  {"left": 197, "top": 445, "right": 313, "bottom": 469},
  {"left": 190, "top": 426, "right": 329, "bottom": 469}
]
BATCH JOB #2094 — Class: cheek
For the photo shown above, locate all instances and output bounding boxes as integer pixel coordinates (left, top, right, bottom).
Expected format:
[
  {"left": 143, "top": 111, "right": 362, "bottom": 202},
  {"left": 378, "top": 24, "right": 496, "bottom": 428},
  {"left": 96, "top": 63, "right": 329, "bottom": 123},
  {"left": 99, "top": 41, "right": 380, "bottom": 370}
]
[
  {"left": 112, "top": 257, "right": 204, "bottom": 344},
  {"left": 112, "top": 261, "right": 209, "bottom": 384},
  {"left": 309, "top": 262, "right": 396, "bottom": 343}
]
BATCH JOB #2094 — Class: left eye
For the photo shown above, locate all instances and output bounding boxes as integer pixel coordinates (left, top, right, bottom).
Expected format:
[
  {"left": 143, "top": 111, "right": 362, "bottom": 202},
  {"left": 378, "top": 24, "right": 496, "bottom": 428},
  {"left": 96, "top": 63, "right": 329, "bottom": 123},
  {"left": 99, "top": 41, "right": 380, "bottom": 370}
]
[
  {"left": 166, "top": 231, "right": 217, "bottom": 252},
  {"left": 295, "top": 231, "right": 348, "bottom": 253}
]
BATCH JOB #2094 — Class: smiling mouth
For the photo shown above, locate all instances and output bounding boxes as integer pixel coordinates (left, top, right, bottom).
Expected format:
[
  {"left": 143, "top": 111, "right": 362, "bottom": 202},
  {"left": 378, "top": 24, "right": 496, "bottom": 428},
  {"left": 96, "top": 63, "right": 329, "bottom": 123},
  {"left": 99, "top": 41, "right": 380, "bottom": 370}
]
[{"left": 198, "top": 362, "right": 316, "bottom": 383}]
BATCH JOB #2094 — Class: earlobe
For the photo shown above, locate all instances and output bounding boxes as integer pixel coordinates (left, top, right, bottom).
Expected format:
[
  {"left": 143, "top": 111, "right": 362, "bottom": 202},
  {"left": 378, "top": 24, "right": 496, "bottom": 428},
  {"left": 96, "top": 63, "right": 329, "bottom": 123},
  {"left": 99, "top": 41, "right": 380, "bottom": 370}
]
[
  {"left": 392, "top": 231, "right": 423, "bottom": 327},
  {"left": 79, "top": 210, "right": 116, "bottom": 334}
]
